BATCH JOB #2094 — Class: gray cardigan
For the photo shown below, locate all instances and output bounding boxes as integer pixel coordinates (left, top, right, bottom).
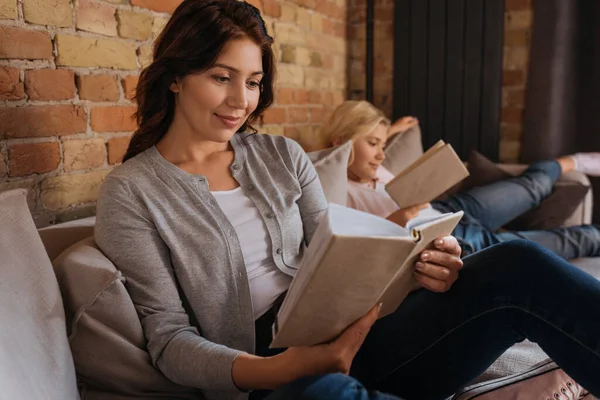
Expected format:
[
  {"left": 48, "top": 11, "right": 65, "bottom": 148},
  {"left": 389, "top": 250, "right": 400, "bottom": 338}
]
[{"left": 94, "top": 133, "right": 328, "bottom": 400}]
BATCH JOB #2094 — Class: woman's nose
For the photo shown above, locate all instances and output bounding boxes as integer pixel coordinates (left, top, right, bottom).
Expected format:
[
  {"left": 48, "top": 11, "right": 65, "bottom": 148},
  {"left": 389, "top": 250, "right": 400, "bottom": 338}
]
[{"left": 227, "top": 84, "right": 248, "bottom": 109}]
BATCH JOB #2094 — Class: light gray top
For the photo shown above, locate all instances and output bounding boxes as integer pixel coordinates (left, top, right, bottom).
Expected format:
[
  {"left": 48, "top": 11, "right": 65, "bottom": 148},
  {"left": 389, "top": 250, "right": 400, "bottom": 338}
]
[{"left": 94, "top": 133, "right": 328, "bottom": 400}]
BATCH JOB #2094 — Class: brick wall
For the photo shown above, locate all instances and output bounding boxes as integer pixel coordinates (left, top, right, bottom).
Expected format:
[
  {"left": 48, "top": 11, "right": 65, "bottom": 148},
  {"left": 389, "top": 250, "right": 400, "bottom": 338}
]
[
  {"left": 348, "top": 0, "right": 534, "bottom": 162},
  {"left": 0, "top": 0, "right": 347, "bottom": 226},
  {"left": 500, "top": 0, "right": 533, "bottom": 162}
]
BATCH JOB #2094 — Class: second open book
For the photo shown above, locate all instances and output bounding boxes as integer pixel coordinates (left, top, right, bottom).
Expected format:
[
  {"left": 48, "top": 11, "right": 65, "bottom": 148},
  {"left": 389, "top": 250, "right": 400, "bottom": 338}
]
[{"left": 270, "top": 204, "right": 463, "bottom": 348}]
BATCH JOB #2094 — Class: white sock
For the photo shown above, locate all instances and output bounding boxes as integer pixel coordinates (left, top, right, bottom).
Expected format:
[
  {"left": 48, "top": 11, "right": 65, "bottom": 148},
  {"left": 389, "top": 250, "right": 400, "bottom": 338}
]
[{"left": 572, "top": 152, "right": 600, "bottom": 176}]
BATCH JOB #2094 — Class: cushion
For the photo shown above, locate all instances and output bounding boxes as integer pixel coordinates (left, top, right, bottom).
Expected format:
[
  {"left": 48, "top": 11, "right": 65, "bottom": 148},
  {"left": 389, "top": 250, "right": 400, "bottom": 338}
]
[
  {"left": 0, "top": 189, "right": 79, "bottom": 400},
  {"left": 504, "top": 182, "right": 590, "bottom": 231},
  {"left": 308, "top": 141, "right": 352, "bottom": 205},
  {"left": 460, "top": 150, "right": 512, "bottom": 192},
  {"left": 382, "top": 125, "right": 424, "bottom": 175},
  {"left": 53, "top": 237, "right": 199, "bottom": 399},
  {"left": 461, "top": 150, "right": 590, "bottom": 230}
]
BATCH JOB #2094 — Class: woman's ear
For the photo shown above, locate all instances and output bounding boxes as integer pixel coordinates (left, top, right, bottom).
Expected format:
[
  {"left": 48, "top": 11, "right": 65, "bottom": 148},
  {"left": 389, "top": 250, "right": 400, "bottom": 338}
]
[
  {"left": 331, "top": 137, "right": 342, "bottom": 147},
  {"left": 169, "top": 77, "right": 182, "bottom": 93}
]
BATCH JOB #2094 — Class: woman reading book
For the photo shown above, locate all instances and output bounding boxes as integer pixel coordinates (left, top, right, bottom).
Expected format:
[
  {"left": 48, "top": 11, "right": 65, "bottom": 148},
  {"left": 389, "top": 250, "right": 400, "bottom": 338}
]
[
  {"left": 321, "top": 100, "right": 600, "bottom": 260},
  {"left": 95, "top": 1, "right": 600, "bottom": 399}
]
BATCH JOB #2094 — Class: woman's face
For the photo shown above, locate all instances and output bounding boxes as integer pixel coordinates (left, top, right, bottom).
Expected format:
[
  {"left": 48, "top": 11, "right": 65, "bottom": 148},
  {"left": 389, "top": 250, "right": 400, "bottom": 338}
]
[
  {"left": 348, "top": 123, "right": 388, "bottom": 182},
  {"left": 170, "top": 38, "right": 263, "bottom": 143}
]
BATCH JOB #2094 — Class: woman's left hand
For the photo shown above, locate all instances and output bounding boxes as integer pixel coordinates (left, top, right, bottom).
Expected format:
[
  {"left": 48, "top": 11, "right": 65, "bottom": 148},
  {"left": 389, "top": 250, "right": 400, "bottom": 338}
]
[{"left": 414, "top": 235, "right": 463, "bottom": 292}]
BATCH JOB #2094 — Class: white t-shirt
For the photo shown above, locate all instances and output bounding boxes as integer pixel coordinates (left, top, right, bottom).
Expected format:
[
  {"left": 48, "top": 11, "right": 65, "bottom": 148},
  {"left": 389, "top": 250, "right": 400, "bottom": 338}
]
[
  {"left": 212, "top": 187, "right": 291, "bottom": 320},
  {"left": 347, "top": 166, "right": 442, "bottom": 221}
]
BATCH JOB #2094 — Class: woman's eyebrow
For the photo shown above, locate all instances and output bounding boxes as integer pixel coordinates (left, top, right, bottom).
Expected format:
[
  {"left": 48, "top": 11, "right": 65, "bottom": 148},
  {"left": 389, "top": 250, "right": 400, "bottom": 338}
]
[{"left": 212, "top": 63, "right": 264, "bottom": 76}]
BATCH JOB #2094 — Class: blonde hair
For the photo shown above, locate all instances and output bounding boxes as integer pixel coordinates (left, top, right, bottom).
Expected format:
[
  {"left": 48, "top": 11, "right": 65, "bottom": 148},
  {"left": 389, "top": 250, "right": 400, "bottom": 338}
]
[{"left": 319, "top": 100, "right": 391, "bottom": 148}]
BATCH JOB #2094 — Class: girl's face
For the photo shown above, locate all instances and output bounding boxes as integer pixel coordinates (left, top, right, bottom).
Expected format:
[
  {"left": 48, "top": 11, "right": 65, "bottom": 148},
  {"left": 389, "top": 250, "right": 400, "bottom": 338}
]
[
  {"left": 348, "top": 123, "right": 388, "bottom": 182},
  {"left": 169, "top": 38, "right": 263, "bottom": 143}
]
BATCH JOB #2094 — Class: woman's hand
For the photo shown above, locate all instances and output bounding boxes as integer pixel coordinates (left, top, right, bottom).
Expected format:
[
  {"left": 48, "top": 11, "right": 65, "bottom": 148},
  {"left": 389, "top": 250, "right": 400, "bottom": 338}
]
[
  {"left": 280, "top": 304, "right": 380, "bottom": 378},
  {"left": 389, "top": 116, "right": 419, "bottom": 135},
  {"left": 232, "top": 304, "right": 381, "bottom": 390},
  {"left": 414, "top": 235, "right": 463, "bottom": 292},
  {"left": 387, "top": 203, "right": 431, "bottom": 227}
]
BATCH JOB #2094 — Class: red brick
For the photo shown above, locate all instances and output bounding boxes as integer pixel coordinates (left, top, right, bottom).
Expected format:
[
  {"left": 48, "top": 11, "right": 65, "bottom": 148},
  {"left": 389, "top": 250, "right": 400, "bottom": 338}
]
[
  {"left": 24, "top": 69, "right": 75, "bottom": 101},
  {"left": 505, "top": 89, "right": 526, "bottom": 107},
  {"left": 77, "top": 74, "right": 120, "bottom": 102},
  {"left": 276, "top": 88, "right": 294, "bottom": 104},
  {"left": 0, "top": 26, "right": 53, "bottom": 60},
  {"left": 122, "top": 75, "right": 139, "bottom": 101},
  {"left": 9, "top": 142, "right": 60, "bottom": 177},
  {"left": 91, "top": 106, "right": 137, "bottom": 132},
  {"left": 0, "top": 106, "right": 87, "bottom": 139},
  {"left": 505, "top": 0, "right": 532, "bottom": 11},
  {"left": 500, "top": 123, "right": 523, "bottom": 140},
  {"left": 288, "top": 107, "right": 309, "bottom": 123},
  {"left": 263, "top": 0, "right": 281, "bottom": 17},
  {"left": 130, "top": 0, "right": 182, "bottom": 13},
  {"left": 262, "top": 107, "right": 287, "bottom": 124},
  {"left": 309, "top": 106, "right": 326, "bottom": 123},
  {"left": 294, "top": 89, "right": 308, "bottom": 104},
  {"left": 308, "top": 90, "right": 322, "bottom": 104},
  {"left": 504, "top": 29, "right": 529, "bottom": 46},
  {"left": 503, "top": 69, "right": 524, "bottom": 86},
  {"left": 0, "top": 66, "right": 25, "bottom": 101},
  {"left": 323, "top": 18, "right": 334, "bottom": 35},
  {"left": 108, "top": 136, "right": 131, "bottom": 164},
  {"left": 501, "top": 107, "right": 524, "bottom": 124},
  {"left": 334, "top": 21, "right": 345, "bottom": 38}
]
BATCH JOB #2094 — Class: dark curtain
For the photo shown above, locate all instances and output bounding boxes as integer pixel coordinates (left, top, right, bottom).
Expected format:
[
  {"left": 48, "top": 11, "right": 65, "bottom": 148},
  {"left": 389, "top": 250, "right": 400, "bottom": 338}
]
[{"left": 521, "top": 0, "right": 600, "bottom": 222}]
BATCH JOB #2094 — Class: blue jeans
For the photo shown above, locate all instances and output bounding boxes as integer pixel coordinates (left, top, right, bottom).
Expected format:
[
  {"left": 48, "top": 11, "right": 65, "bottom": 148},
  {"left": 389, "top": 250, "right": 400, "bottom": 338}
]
[
  {"left": 264, "top": 241, "right": 600, "bottom": 400},
  {"left": 433, "top": 160, "right": 600, "bottom": 258}
]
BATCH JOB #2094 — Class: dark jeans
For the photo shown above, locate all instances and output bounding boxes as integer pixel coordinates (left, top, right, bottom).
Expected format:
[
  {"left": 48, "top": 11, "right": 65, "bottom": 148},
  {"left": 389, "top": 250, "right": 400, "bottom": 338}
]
[
  {"left": 433, "top": 160, "right": 600, "bottom": 259},
  {"left": 261, "top": 241, "right": 600, "bottom": 400}
]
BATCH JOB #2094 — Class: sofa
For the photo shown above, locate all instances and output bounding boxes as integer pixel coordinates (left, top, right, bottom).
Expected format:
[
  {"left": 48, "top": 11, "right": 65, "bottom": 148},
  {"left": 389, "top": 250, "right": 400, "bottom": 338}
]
[{"left": 1, "top": 135, "right": 599, "bottom": 399}]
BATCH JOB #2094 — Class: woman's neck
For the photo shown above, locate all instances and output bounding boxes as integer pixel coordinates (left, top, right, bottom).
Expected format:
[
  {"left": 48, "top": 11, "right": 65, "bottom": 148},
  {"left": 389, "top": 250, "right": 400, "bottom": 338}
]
[{"left": 158, "top": 119, "right": 230, "bottom": 165}]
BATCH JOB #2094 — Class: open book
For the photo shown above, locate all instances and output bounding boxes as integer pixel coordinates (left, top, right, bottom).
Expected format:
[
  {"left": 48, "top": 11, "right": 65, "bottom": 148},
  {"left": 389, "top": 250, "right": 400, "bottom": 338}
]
[
  {"left": 270, "top": 204, "right": 463, "bottom": 348},
  {"left": 385, "top": 140, "right": 469, "bottom": 209}
]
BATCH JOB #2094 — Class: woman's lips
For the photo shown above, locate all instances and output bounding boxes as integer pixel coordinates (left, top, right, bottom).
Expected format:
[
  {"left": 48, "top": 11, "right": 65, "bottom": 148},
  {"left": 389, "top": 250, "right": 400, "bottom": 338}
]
[{"left": 215, "top": 114, "right": 241, "bottom": 129}]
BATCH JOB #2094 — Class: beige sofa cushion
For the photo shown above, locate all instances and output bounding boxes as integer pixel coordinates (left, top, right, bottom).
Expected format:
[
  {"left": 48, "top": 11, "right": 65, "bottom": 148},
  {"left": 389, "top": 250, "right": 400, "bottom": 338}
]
[
  {"left": 308, "top": 141, "right": 352, "bottom": 205},
  {"left": 0, "top": 189, "right": 79, "bottom": 400},
  {"left": 53, "top": 237, "right": 199, "bottom": 399}
]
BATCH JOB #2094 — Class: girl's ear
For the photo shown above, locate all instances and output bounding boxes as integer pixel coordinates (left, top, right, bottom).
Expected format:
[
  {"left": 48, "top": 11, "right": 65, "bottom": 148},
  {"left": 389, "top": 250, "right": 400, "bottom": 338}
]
[{"left": 331, "top": 137, "right": 342, "bottom": 147}]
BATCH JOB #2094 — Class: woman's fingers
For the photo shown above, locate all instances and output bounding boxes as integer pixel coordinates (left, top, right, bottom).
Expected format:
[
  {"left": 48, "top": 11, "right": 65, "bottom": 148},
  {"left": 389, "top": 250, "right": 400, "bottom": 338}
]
[
  {"left": 433, "top": 235, "right": 462, "bottom": 256},
  {"left": 420, "top": 249, "right": 463, "bottom": 272},
  {"left": 413, "top": 270, "right": 452, "bottom": 293}
]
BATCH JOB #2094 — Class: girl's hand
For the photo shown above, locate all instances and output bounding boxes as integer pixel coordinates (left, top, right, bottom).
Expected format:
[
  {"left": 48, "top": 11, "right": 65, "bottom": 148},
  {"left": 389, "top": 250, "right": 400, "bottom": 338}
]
[
  {"left": 387, "top": 203, "right": 431, "bottom": 227},
  {"left": 414, "top": 235, "right": 463, "bottom": 292},
  {"left": 389, "top": 116, "right": 419, "bottom": 134}
]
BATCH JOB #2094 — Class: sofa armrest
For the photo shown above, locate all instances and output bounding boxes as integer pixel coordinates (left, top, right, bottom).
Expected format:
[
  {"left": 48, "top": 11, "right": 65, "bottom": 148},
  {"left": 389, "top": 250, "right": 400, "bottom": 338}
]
[{"left": 497, "top": 164, "right": 593, "bottom": 226}]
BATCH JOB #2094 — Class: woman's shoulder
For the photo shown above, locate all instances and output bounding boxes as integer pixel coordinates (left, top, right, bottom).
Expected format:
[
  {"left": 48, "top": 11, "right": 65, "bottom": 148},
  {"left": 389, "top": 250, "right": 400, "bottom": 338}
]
[{"left": 101, "top": 148, "right": 156, "bottom": 194}]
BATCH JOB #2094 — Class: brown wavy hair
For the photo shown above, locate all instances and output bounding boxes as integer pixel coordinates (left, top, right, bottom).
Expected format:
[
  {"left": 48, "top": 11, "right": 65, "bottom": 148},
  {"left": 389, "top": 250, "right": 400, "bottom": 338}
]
[{"left": 123, "top": 0, "right": 275, "bottom": 162}]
